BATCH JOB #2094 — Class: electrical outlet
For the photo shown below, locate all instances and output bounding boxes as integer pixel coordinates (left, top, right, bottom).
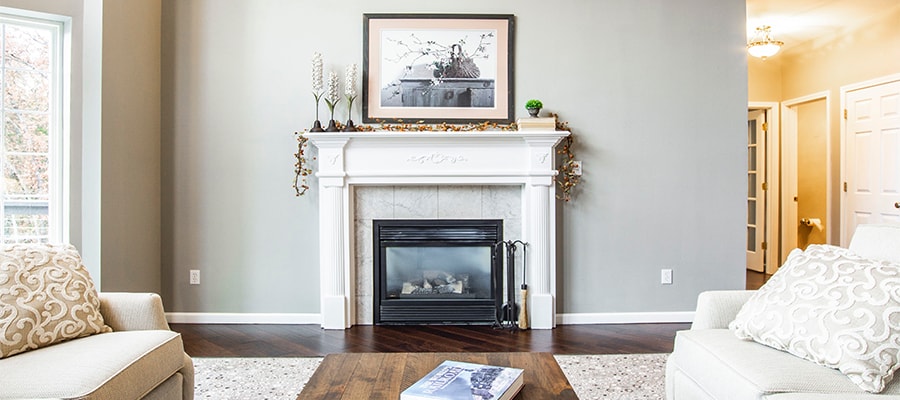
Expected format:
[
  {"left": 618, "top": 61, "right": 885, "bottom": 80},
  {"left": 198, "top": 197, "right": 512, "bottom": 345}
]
[
  {"left": 661, "top": 268, "right": 673, "bottom": 285},
  {"left": 572, "top": 160, "right": 583, "bottom": 176},
  {"left": 189, "top": 269, "right": 200, "bottom": 285}
]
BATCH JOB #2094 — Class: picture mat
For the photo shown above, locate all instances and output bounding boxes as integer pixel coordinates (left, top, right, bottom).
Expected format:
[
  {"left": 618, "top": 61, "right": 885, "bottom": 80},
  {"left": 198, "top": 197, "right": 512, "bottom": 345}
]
[{"left": 365, "top": 17, "right": 511, "bottom": 122}]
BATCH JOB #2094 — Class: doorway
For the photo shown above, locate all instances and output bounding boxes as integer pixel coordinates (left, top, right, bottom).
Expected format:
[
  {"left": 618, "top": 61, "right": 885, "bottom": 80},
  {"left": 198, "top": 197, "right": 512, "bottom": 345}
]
[
  {"left": 746, "top": 109, "right": 766, "bottom": 273},
  {"left": 796, "top": 99, "right": 829, "bottom": 249},
  {"left": 781, "top": 92, "right": 831, "bottom": 264},
  {"left": 747, "top": 102, "right": 779, "bottom": 275}
]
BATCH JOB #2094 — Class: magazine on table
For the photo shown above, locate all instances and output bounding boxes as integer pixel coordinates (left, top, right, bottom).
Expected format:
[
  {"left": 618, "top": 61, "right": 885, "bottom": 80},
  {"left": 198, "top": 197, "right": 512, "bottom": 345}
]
[{"left": 401, "top": 359, "right": 524, "bottom": 400}]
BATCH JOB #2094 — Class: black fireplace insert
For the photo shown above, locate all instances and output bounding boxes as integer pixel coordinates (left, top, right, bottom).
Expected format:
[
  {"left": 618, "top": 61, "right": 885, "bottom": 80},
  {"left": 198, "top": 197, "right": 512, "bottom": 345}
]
[{"left": 373, "top": 219, "right": 503, "bottom": 325}]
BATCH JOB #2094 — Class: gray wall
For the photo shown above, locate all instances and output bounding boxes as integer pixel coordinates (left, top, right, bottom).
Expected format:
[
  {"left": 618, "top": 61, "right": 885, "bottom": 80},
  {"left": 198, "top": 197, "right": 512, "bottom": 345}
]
[
  {"left": 95, "top": 0, "right": 163, "bottom": 293},
  {"left": 1, "top": 0, "right": 748, "bottom": 316},
  {"left": 160, "top": 0, "right": 747, "bottom": 316}
]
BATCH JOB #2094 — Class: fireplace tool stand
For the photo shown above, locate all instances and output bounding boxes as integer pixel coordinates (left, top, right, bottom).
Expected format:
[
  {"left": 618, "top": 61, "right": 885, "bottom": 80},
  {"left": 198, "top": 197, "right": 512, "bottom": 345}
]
[{"left": 493, "top": 240, "right": 528, "bottom": 331}]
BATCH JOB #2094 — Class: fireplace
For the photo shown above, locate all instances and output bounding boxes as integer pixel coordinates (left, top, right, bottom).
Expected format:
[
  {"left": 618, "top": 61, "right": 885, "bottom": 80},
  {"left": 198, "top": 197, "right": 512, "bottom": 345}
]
[
  {"left": 373, "top": 219, "right": 502, "bottom": 325},
  {"left": 304, "top": 130, "right": 568, "bottom": 329}
]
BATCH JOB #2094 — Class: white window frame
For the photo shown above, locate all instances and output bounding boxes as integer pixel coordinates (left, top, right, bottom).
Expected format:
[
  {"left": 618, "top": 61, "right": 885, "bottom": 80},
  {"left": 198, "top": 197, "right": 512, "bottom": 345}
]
[{"left": 0, "top": 9, "right": 69, "bottom": 244}]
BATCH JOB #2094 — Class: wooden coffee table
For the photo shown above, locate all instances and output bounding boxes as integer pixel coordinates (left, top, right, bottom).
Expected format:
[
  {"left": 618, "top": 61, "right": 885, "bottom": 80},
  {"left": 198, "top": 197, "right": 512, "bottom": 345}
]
[{"left": 298, "top": 352, "right": 576, "bottom": 399}]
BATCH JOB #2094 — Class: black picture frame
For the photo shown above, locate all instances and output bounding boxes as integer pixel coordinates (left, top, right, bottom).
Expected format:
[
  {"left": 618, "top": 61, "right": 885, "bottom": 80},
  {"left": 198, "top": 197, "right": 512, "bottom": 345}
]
[{"left": 362, "top": 13, "right": 515, "bottom": 124}]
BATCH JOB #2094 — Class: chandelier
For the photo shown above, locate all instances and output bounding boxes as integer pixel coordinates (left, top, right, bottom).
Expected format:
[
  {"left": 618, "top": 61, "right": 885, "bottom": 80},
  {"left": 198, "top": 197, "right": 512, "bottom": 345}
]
[{"left": 747, "top": 25, "right": 784, "bottom": 60}]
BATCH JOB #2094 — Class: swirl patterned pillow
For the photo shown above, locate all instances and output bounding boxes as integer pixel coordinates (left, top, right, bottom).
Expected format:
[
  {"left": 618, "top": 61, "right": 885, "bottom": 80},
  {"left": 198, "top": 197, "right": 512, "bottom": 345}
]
[
  {"left": 0, "top": 243, "right": 111, "bottom": 358},
  {"left": 730, "top": 244, "right": 900, "bottom": 393}
]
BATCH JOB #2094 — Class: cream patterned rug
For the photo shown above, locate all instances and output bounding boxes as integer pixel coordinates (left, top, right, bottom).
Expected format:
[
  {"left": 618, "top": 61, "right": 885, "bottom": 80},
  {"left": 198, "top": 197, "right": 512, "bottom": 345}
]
[{"left": 193, "top": 353, "right": 668, "bottom": 399}]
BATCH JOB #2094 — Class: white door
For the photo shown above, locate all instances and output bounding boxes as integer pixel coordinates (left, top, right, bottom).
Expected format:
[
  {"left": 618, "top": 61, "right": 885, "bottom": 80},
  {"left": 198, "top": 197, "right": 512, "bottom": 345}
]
[
  {"left": 747, "top": 110, "right": 767, "bottom": 272},
  {"left": 843, "top": 79, "right": 900, "bottom": 244}
]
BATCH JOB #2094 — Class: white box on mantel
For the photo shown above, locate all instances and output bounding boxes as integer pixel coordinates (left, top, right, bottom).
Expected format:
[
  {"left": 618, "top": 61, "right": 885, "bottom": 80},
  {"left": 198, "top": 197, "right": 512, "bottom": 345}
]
[{"left": 517, "top": 117, "right": 557, "bottom": 130}]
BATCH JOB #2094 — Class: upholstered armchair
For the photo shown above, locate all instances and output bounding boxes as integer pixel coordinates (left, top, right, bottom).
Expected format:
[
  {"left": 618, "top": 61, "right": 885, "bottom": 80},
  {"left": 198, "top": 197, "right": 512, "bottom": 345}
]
[{"left": 0, "top": 244, "right": 193, "bottom": 400}]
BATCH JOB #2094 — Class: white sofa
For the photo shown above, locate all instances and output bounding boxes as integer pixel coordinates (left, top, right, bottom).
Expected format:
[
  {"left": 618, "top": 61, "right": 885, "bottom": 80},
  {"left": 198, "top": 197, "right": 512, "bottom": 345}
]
[
  {"left": 0, "top": 292, "right": 194, "bottom": 400},
  {"left": 666, "top": 223, "right": 900, "bottom": 400}
]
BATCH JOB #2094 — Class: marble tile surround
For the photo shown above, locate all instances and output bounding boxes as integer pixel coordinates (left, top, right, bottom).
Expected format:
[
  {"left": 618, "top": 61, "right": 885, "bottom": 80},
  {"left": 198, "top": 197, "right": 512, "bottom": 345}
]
[{"left": 353, "top": 185, "right": 522, "bottom": 325}]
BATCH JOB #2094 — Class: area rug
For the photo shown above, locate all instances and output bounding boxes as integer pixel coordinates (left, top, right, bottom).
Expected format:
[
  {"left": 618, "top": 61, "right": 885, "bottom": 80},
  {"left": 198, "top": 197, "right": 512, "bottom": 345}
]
[{"left": 193, "top": 353, "right": 668, "bottom": 399}]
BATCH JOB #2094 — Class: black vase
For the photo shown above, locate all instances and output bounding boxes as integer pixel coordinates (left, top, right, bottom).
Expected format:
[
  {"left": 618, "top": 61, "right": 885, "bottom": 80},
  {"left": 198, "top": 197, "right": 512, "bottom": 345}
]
[
  {"left": 527, "top": 108, "right": 540, "bottom": 117},
  {"left": 325, "top": 120, "right": 339, "bottom": 132},
  {"left": 310, "top": 120, "right": 325, "bottom": 132},
  {"left": 342, "top": 119, "right": 356, "bottom": 132}
]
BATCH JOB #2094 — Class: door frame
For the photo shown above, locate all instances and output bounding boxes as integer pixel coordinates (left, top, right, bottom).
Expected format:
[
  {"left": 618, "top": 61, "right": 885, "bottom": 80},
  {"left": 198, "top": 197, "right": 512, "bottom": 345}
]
[
  {"left": 748, "top": 101, "right": 779, "bottom": 274},
  {"left": 781, "top": 91, "right": 831, "bottom": 262},
  {"left": 839, "top": 72, "right": 900, "bottom": 245}
]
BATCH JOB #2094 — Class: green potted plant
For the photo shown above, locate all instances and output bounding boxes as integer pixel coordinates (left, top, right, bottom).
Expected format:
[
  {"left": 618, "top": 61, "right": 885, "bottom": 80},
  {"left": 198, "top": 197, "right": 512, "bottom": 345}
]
[{"left": 525, "top": 99, "right": 543, "bottom": 117}]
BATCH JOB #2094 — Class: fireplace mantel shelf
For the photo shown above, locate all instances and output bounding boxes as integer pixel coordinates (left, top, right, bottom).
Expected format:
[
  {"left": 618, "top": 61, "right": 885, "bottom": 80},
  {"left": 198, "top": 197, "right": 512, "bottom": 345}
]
[
  {"left": 306, "top": 130, "right": 570, "bottom": 185},
  {"left": 305, "top": 129, "right": 566, "bottom": 139},
  {"left": 306, "top": 129, "right": 569, "bottom": 330}
]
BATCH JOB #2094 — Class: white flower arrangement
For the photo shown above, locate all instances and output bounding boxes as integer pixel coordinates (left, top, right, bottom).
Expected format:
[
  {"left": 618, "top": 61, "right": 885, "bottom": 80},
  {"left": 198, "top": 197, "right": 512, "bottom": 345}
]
[
  {"left": 344, "top": 64, "right": 358, "bottom": 125},
  {"left": 325, "top": 70, "right": 340, "bottom": 121},
  {"left": 344, "top": 63, "right": 357, "bottom": 99},
  {"left": 312, "top": 52, "right": 323, "bottom": 94},
  {"left": 311, "top": 52, "right": 324, "bottom": 122}
]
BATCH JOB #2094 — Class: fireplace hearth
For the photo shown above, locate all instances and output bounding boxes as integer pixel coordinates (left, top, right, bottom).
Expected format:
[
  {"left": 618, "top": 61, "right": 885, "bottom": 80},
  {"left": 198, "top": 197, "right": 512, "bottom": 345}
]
[{"left": 373, "top": 219, "right": 503, "bottom": 325}]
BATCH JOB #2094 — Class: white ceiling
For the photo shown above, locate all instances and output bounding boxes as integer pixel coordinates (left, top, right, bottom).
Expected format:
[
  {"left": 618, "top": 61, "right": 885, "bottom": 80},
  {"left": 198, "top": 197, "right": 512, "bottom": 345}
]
[{"left": 746, "top": 0, "right": 900, "bottom": 51}]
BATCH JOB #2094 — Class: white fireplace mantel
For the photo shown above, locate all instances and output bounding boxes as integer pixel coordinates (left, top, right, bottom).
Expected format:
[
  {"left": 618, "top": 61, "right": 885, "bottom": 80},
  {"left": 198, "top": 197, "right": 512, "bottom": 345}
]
[{"left": 305, "top": 130, "right": 569, "bottom": 329}]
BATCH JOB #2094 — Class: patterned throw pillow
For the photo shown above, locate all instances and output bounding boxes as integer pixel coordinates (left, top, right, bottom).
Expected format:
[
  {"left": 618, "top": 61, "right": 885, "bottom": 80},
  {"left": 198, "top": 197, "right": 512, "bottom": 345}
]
[
  {"left": 0, "top": 243, "right": 111, "bottom": 358},
  {"left": 730, "top": 244, "right": 900, "bottom": 393}
]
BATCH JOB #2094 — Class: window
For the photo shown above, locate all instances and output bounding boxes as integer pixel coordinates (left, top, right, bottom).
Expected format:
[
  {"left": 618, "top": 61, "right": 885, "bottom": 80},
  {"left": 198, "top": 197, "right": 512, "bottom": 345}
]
[{"left": 0, "top": 12, "right": 65, "bottom": 244}]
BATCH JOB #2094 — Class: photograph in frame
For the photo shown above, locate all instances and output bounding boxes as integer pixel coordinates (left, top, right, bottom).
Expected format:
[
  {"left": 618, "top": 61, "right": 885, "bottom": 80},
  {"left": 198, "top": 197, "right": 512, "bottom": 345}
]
[{"left": 363, "top": 14, "right": 515, "bottom": 124}]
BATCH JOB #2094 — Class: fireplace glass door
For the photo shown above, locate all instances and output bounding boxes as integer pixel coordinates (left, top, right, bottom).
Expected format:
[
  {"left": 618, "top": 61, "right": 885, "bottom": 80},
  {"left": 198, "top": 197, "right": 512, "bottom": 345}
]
[
  {"left": 374, "top": 219, "right": 502, "bottom": 325},
  {"left": 385, "top": 246, "right": 492, "bottom": 299}
]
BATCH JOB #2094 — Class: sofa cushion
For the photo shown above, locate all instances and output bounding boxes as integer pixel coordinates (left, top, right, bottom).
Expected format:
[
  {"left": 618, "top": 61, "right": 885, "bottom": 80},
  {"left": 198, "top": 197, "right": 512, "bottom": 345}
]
[
  {"left": 0, "top": 243, "right": 112, "bottom": 358},
  {"left": 671, "top": 329, "right": 900, "bottom": 400},
  {"left": 767, "top": 394, "right": 900, "bottom": 400},
  {"left": 848, "top": 223, "right": 900, "bottom": 264},
  {"left": 0, "top": 330, "right": 185, "bottom": 400},
  {"left": 729, "top": 244, "right": 900, "bottom": 393}
]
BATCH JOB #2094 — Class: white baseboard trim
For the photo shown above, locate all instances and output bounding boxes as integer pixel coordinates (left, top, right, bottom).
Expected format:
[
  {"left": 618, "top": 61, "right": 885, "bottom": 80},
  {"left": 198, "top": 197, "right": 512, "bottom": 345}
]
[
  {"left": 557, "top": 311, "right": 694, "bottom": 325},
  {"left": 166, "top": 311, "right": 694, "bottom": 325},
  {"left": 166, "top": 312, "right": 321, "bottom": 325}
]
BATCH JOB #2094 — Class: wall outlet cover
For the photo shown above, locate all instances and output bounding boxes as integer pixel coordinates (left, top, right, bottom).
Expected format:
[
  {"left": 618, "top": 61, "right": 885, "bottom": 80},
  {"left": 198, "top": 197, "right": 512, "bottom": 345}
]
[{"left": 661, "top": 269, "right": 673, "bottom": 285}]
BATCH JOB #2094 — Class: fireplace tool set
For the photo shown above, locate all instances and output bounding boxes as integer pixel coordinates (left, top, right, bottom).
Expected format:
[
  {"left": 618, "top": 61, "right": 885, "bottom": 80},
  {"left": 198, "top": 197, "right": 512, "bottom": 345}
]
[{"left": 493, "top": 240, "right": 528, "bottom": 331}]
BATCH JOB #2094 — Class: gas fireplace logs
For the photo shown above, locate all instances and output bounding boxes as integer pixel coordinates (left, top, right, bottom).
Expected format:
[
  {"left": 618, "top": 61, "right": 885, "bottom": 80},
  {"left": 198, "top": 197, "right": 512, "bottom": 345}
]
[{"left": 400, "top": 271, "right": 470, "bottom": 295}]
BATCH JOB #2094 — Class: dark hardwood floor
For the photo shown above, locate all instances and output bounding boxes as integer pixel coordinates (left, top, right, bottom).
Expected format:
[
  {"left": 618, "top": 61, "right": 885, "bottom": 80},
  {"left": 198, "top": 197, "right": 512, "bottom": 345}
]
[
  {"left": 172, "top": 269, "right": 771, "bottom": 358},
  {"left": 746, "top": 269, "right": 772, "bottom": 290},
  {"left": 171, "top": 323, "right": 689, "bottom": 357}
]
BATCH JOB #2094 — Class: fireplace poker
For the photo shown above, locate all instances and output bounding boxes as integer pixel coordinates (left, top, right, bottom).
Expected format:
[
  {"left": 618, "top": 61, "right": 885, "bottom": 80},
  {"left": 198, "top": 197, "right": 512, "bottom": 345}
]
[
  {"left": 493, "top": 240, "right": 528, "bottom": 331},
  {"left": 492, "top": 240, "right": 513, "bottom": 330},
  {"left": 517, "top": 241, "right": 528, "bottom": 330}
]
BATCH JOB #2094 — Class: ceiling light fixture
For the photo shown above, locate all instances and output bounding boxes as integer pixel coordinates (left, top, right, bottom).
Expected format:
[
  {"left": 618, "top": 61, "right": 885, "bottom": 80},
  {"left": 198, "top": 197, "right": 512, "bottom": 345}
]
[{"left": 747, "top": 25, "right": 784, "bottom": 60}]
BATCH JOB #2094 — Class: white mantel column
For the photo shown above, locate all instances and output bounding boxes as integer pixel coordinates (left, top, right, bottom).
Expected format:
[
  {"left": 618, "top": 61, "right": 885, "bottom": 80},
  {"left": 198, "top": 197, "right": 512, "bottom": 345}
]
[
  {"left": 311, "top": 136, "right": 351, "bottom": 329},
  {"left": 524, "top": 137, "right": 563, "bottom": 329}
]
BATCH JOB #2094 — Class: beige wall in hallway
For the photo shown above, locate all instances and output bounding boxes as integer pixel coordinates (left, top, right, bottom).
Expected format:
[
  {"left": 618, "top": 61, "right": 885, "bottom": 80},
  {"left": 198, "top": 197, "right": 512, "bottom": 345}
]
[
  {"left": 748, "top": 57, "right": 781, "bottom": 103},
  {"left": 796, "top": 99, "right": 827, "bottom": 249}
]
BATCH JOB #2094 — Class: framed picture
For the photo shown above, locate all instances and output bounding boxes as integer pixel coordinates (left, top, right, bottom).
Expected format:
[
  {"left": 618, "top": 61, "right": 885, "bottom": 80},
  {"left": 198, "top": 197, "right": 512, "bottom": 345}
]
[{"left": 363, "top": 14, "right": 515, "bottom": 124}]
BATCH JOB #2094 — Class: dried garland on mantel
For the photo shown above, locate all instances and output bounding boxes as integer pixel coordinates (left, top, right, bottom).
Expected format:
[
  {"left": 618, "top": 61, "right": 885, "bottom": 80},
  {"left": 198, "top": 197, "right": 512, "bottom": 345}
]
[
  {"left": 292, "top": 133, "right": 313, "bottom": 196},
  {"left": 292, "top": 115, "right": 581, "bottom": 201},
  {"left": 552, "top": 115, "right": 581, "bottom": 202}
]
